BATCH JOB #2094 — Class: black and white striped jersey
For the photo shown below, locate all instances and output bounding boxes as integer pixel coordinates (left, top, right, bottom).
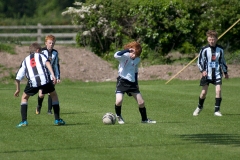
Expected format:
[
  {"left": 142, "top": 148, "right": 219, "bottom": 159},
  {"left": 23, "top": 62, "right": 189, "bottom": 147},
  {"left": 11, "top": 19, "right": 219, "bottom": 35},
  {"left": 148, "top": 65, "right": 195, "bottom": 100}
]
[
  {"left": 16, "top": 53, "right": 51, "bottom": 87},
  {"left": 197, "top": 44, "right": 228, "bottom": 80},
  {"left": 41, "top": 47, "right": 60, "bottom": 80}
]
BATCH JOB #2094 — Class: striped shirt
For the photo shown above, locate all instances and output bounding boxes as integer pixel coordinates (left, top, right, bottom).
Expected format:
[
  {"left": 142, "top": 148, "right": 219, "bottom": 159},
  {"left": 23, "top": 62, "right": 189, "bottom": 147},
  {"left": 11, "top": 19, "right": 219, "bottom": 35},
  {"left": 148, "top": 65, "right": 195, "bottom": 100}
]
[
  {"left": 114, "top": 50, "right": 140, "bottom": 82},
  {"left": 197, "top": 44, "right": 228, "bottom": 80},
  {"left": 41, "top": 48, "right": 60, "bottom": 80},
  {"left": 16, "top": 53, "right": 51, "bottom": 87}
]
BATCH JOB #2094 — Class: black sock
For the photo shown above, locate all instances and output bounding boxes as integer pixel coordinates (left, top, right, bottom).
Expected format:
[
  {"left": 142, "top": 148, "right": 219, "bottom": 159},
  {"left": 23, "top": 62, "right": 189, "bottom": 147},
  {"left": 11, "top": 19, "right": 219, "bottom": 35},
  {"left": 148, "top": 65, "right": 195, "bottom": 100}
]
[
  {"left": 139, "top": 107, "right": 147, "bottom": 121},
  {"left": 38, "top": 96, "right": 44, "bottom": 108},
  {"left": 52, "top": 104, "right": 60, "bottom": 120},
  {"left": 215, "top": 98, "right": 222, "bottom": 112},
  {"left": 198, "top": 97, "right": 205, "bottom": 109},
  {"left": 48, "top": 95, "right": 52, "bottom": 111},
  {"left": 115, "top": 104, "right": 121, "bottom": 116},
  {"left": 21, "top": 104, "right": 28, "bottom": 121}
]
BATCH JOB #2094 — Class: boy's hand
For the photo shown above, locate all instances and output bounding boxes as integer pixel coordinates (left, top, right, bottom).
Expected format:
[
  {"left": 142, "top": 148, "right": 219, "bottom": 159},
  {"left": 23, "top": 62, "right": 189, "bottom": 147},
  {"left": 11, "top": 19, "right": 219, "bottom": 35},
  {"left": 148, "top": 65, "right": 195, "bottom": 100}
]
[
  {"left": 52, "top": 76, "right": 57, "bottom": 84},
  {"left": 225, "top": 73, "right": 229, "bottom": 79},
  {"left": 14, "top": 90, "right": 20, "bottom": 97}
]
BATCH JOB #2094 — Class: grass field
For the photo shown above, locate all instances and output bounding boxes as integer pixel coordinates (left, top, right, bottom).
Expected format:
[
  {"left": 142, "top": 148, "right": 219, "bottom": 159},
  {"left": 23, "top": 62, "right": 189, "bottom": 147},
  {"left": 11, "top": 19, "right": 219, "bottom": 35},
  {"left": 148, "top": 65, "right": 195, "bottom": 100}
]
[{"left": 0, "top": 78, "right": 240, "bottom": 160}]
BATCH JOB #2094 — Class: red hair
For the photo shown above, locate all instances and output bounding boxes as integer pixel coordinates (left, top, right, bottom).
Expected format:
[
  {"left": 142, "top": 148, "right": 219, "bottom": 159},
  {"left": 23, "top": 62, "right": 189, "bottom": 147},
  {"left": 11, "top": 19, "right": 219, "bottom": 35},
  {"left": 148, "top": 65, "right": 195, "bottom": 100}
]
[
  {"left": 45, "top": 35, "right": 56, "bottom": 43},
  {"left": 124, "top": 41, "right": 142, "bottom": 57}
]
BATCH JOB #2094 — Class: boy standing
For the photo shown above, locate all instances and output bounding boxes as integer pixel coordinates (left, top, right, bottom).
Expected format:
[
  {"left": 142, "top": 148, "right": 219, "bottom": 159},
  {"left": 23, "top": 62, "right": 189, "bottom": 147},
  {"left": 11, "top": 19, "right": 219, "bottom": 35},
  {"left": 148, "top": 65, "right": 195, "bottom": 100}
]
[
  {"left": 114, "top": 41, "right": 156, "bottom": 124},
  {"left": 36, "top": 35, "right": 60, "bottom": 115},
  {"left": 14, "top": 42, "right": 65, "bottom": 127},
  {"left": 193, "top": 30, "right": 229, "bottom": 116}
]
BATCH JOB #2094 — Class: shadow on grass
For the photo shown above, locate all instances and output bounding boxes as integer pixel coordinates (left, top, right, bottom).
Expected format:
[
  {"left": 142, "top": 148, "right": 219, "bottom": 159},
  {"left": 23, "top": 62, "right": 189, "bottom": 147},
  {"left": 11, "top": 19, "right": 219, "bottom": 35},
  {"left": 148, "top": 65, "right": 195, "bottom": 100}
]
[
  {"left": 178, "top": 134, "right": 240, "bottom": 146},
  {"left": 224, "top": 113, "right": 240, "bottom": 116}
]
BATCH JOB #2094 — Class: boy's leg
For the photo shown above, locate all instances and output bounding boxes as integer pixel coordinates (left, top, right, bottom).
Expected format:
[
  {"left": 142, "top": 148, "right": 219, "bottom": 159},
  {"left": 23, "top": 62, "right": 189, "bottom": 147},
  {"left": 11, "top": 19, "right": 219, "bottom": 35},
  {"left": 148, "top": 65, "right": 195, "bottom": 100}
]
[
  {"left": 17, "top": 92, "right": 30, "bottom": 127},
  {"left": 214, "top": 84, "right": 222, "bottom": 116},
  {"left": 47, "top": 94, "right": 53, "bottom": 114},
  {"left": 115, "top": 93, "right": 123, "bottom": 116},
  {"left": 133, "top": 93, "right": 156, "bottom": 123},
  {"left": 132, "top": 93, "right": 147, "bottom": 121},
  {"left": 193, "top": 85, "right": 208, "bottom": 116},
  {"left": 49, "top": 90, "right": 65, "bottom": 125},
  {"left": 115, "top": 93, "right": 124, "bottom": 124},
  {"left": 36, "top": 90, "right": 44, "bottom": 114}
]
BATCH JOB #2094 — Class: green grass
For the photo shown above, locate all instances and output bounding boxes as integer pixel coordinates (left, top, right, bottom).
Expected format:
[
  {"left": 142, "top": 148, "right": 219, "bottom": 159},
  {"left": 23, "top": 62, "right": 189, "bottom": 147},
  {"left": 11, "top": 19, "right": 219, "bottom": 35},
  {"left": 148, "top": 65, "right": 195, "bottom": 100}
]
[{"left": 0, "top": 78, "right": 240, "bottom": 160}]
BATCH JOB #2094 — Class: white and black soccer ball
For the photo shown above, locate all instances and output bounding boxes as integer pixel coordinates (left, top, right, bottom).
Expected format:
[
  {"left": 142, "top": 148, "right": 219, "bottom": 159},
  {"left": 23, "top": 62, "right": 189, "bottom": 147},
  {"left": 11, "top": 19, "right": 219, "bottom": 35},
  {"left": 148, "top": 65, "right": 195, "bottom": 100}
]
[{"left": 102, "top": 112, "right": 116, "bottom": 125}]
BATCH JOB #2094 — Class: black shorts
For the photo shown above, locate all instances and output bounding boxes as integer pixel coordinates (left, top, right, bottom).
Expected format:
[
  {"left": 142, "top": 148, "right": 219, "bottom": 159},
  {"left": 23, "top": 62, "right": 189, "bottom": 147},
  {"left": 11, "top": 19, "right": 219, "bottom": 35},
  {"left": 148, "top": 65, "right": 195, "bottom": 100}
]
[
  {"left": 200, "top": 76, "right": 222, "bottom": 86},
  {"left": 115, "top": 76, "right": 140, "bottom": 96},
  {"left": 24, "top": 82, "right": 55, "bottom": 96}
]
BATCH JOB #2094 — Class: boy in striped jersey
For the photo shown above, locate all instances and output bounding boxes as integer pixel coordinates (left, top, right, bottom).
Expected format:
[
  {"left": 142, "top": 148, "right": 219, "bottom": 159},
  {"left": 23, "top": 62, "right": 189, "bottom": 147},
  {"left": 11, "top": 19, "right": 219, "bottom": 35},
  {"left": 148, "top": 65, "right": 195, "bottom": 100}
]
[
  {"left": 114, "top": 41, "right": 156, "bottom": 124},
  {"left": 36, "top": 35, "right": 60, "bottom": 115},
  {"left": 193, "top": 30, "right": 229, "bottom": 117},
  {"left": 14, "top": 42, "right": 65, "bottom": 127}
]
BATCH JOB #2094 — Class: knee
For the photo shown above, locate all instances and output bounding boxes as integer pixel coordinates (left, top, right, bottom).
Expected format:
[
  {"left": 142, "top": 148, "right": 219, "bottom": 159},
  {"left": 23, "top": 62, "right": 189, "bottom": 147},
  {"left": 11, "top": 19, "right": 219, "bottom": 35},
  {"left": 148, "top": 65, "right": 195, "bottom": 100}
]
[
  {"left": 138, "top": 100, "right": 145, "bottom": 107},
  {"left": 115, "top": 100, "right": 122, "bottom": 106},
  {"left": 201, "top": 91, "right": 207, "bottom": 98},
  {"left": 38, "top": 93, "right": 45, "bottom": 98},
  {"left": 216, "top": 88, "right": 221, "bottom": 94}
]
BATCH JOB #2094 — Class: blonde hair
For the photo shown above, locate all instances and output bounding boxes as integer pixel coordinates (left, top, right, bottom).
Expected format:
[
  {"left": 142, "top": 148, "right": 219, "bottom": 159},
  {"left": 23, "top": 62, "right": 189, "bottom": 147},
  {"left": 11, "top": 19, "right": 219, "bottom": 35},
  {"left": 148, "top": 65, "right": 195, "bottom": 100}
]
[
  {"left": 45, "top": 35, "right": 56, "bottom": 43},
  {"left": 206, "top": 30, "right": 218, "bottom": 38},
  {"left": 124, "top": 41, "right": 142, "bottom": 57}
]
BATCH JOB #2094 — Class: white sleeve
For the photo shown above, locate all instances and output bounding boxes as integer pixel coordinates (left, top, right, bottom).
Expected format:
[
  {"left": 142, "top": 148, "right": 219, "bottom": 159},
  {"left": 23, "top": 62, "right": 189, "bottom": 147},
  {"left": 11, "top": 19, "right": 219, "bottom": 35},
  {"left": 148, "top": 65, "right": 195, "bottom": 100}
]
[{"left": 16, "top": 60, "right": 26, "bottom": 81}]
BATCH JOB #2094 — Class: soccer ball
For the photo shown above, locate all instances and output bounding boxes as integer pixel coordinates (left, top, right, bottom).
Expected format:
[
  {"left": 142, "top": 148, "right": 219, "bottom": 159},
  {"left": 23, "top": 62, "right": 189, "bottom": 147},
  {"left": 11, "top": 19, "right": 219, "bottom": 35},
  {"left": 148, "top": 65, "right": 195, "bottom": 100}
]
[{"left": 102, "top": 112, "right": 116, "bottom": 125}]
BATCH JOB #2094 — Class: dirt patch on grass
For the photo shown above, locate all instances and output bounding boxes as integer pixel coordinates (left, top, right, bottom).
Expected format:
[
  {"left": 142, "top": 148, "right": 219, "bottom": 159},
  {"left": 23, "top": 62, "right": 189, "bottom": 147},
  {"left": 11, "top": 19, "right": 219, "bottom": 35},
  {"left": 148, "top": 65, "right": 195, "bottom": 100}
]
[{"left": 0, "top": 45, "right": 239, "bottom": 82}]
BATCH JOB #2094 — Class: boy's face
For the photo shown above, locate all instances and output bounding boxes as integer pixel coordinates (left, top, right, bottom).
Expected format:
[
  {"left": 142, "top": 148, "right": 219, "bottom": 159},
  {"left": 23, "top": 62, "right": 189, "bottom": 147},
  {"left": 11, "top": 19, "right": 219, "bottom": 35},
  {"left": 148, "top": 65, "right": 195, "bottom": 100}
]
[
  {"left": 45, "top": 39, "right": 55, "bottom": 51},
  {"left": 207, "top": 36, "right": 217, "bottom": 47},
  {"left": 129, "top": 52, "right": 138, "bottom": 59}
]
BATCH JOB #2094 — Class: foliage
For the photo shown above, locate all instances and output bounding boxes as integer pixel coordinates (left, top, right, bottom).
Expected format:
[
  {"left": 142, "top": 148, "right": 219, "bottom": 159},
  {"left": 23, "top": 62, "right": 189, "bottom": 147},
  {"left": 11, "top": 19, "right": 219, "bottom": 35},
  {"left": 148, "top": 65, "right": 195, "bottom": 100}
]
[
  {"left": 1, "top": 0, "right": 240, "bottom": 65},
  {"left": 0, "top": 43, "right": 15, "bottom": 54},
  {"left": 0, "top": 0, "right": 80, "bottom": 25},
  {"left": 1, "top": 80, "right": 240, "bottom": 159},
  {"left": 62, "top": 0, "right": 240, "bottom": 63}
]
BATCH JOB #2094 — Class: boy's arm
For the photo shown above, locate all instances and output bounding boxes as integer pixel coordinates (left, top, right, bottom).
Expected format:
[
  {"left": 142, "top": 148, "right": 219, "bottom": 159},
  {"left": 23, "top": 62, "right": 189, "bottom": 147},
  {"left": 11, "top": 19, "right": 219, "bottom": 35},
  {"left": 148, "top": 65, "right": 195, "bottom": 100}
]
[
  {"left": 14, "top": 60, "right": 26, "bottom": 97},
  {"left": 221, "top": 50, "right": 229, "bottom": 79},
  {"left": 53, "top": 53, "right": 60, "bottom": 82},
  {"left": 116, "top": 49, "right": 130, "bottom": 56},
  {"left": 14, "top": 80, "right": 21, "bottom": 97},
  {"left": 46, "top": 61, "right": 57, "bottom": 84}
]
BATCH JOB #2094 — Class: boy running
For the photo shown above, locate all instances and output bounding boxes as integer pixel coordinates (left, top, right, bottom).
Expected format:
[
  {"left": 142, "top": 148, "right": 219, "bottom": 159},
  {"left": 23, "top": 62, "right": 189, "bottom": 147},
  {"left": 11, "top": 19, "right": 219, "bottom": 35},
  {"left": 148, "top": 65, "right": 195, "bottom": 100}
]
[
  {"left": 193, "top": 30, "right": 229, "bottom": 116},
  {"left": 36, "top": 35, "right": 60, "bottom": 115},
  {"left": 114, "top": 41, "right": 156, "bottom": 124},
  {"left": 14, "top": 42, "right": 65, "bottom": 127}
]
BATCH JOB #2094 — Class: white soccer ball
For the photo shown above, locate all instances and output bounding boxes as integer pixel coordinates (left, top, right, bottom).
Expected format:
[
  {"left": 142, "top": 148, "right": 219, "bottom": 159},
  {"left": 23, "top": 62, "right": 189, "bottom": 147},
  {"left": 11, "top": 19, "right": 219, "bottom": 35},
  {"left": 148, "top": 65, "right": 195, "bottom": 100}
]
[{"left": 102, "top": 112, "right": 116, "bottom": 125}]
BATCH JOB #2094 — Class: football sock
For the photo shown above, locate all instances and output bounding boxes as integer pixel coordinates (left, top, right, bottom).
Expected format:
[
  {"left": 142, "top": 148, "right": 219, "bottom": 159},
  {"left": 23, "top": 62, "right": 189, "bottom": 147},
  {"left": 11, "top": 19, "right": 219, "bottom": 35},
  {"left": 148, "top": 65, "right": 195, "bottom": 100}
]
[
  {"left": 115, "top": 104, "right": 122, "bottom": 116},
  {"left": 139, "top": 107, "right": 147, "bottom": 121},
  {"left": 21, "top": 103, "right": 28, "bottom": 121},
  {"left": 38, "top": 96, "right": 44, "bottom": 108},
  {"left": 52, "top": 102, "right": 60, "bottom": 120},
  {"left": 215, "top": 98, "right": 222, "bottom": 112},
  {"left": 48, "top": 95, "right": 52, "bottom": 111},
  {"left": 198, "top": 97, "right": 205, "bottom": 109}
]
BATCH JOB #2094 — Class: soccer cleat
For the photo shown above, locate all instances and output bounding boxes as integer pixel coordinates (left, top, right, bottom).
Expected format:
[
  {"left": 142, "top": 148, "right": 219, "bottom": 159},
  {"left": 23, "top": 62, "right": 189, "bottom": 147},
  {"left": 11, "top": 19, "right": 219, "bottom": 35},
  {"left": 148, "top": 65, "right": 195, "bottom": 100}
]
[
  {"left": 193, "top": 107, "right": 202, "bottom": 116},
  {"left": 116, "top": 115, "right": 125, "bottom": 124},
  {"left": 214, "top": 111, "right": 222, "bottom": 116},
  {"left": 47, "top": 110, "right": 53, "bottom": 115},
  {"left": 16, "top": 121, "right": 28, "bottom": 127},
  {"left": 36, "top": 106, "right": 41, "bottom": 115},
  {"left": 141, "top": 119, "right": 156, "bottom": 124},
  {"left": 54, "top": 119, "right": 65, "bottom": 125}
]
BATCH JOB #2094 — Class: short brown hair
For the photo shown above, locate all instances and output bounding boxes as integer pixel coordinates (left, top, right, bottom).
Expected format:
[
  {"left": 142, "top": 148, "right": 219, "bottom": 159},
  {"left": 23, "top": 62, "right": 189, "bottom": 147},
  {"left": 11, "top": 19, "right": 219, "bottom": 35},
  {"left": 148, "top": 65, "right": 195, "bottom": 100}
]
[
  {"left": 124, "top": 41, "right": 142, "bottom": 57},
  {"left": 29, "top": 42, "right": 42, "bottom": 53},
  {"left": 45, "top": 35, "right": 56, "bottom": 43},
  {"left": 206, "top": 30, "right": 218, "bottom": 38}
]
